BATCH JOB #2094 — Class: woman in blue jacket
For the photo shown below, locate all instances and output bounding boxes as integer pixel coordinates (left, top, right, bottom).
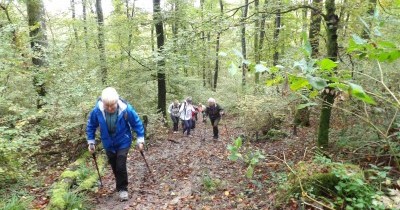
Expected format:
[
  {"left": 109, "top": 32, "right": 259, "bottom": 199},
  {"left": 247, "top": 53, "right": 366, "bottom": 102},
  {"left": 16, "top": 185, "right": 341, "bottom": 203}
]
[{"left": 86, "top": 87, "right": 145, "bottom": 201}]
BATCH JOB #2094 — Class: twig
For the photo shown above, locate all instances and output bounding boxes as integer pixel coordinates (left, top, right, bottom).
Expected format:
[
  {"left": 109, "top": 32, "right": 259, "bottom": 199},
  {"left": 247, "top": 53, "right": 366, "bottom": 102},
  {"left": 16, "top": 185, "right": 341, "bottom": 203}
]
[{"left": 302, "top": 147, "right": 308, "bottom": 160}]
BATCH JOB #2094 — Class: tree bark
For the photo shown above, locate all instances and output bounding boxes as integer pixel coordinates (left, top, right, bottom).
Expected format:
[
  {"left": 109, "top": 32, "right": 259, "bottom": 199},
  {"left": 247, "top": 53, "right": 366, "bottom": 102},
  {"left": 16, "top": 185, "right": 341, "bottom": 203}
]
[
  {"left": 27, "top": 0, "right": 48, "bottom": 109},
  {"left": 201, "top": 0, "right": 206, "bottom": 87},
  {"left": 241, "top": 0, "right": 248, "bottom": 87},
  {"left": 153, "top": 0, "right": 166, "bottom": 117},
  {"left": 272, "top": 1, "right": 281, "bottom": 66},
  {"left": 95, "top": 0, "right": 107, "bottom": 85},
  {"left": 82, "top": 0, "right": 89, "bottom": 51},
  {"left": 309, "top": 0, "right": 323, "bottom": 57},
  {"left": 213, "top": 0, "right": 224, "bottom": 91},
  {"left": 254, "top": 0, "right": 260, "bottom": 83},
  {"left": 317, "top": 0, "right": 339, "bottom": 148},
  {"left": 256, "top": 0, "right": 267, "bottom": 84}
]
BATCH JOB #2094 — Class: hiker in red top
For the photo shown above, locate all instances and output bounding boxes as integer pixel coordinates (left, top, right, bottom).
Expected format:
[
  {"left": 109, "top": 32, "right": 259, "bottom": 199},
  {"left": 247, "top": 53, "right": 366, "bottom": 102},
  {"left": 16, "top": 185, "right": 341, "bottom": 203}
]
[{"left": 205, "top": 98, "right": 224, "bottom": 140}]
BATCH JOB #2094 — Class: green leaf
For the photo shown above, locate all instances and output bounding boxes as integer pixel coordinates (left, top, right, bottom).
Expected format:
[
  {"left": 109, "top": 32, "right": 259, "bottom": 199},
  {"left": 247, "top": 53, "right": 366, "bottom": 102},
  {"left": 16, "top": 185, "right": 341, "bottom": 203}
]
[
  {"left": 309, "top": 90, "right": 319, "bottom": 98},
  {"left": 289, "top": 76, "right": 309, "bottom": 91},
  {"left": 302, "top": 32, "right": 312, "bottom": 57},
  {"left": 318, "top": 58, "right": 337, "bottom": 71},
  {"left": 234, "top": 137, "right": 242, "bottom": 148},
  {"left": 306, "top": 75, "right": 327, "bottom": 90},
  {"left": 255, "top": 64, "right": 269, "bottom": 73},
  {"left": 348, "top": 83, "right": 376, "bottom": 105},
  {"left": 245, "top": 165, "right": 254, "bottom": 178},
  {"left": 297, "top": 102, "right": 318, "bottom": 110},
  {"left": 266, "top": 76, "right": 283, "bottom": 86}
]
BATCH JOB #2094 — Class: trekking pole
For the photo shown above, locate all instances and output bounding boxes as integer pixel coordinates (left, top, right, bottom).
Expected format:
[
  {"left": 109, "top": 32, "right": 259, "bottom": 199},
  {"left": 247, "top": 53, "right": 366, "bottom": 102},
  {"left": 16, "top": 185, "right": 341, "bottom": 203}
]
[
  {"left": 139, "top": 150, "right": 153, "bottom": 176},
  {"left": 92, "top": 153, "right": 103, "bottom": 187}
]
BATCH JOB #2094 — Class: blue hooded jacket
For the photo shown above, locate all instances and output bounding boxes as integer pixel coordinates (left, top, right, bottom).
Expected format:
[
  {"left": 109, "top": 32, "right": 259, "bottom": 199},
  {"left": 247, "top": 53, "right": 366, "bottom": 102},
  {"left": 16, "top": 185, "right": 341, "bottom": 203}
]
[{"left": 86, "top": 99, "right": 145, "bottom": 153}]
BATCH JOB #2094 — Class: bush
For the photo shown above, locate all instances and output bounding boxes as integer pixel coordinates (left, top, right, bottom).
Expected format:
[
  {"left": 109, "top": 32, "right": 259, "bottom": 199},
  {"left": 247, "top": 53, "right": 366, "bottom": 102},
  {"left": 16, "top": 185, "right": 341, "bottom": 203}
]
[
  {"left": 0, "top": 194, "right": 33, "bottom": 210},
  {"left": 277, "top": 156, "right": 387, "bottom": 209}
]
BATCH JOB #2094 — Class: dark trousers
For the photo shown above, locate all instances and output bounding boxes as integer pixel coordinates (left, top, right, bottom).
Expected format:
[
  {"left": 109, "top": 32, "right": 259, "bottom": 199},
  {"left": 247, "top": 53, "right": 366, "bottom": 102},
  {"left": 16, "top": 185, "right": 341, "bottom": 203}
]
[
  {"left": 210, "top": 118, "right": 221, "bottom": 138},
  {"left": 183, "top": 119, "right": 192, "bottom": 135},
  {"left": 106, "top": 147, "right": 130, "bottom": 191},
  {"left": 191, "top": 119, "right": 196, "bottom": 129},
  {"left": 171, "top": 115, "right": 179, "bottom": 131}
]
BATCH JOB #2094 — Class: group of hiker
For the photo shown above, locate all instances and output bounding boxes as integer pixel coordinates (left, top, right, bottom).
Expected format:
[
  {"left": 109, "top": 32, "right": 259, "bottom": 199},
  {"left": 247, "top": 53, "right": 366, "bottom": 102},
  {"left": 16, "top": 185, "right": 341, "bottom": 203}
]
[
  {"left": 167, "top": 97, "right": 224, "bottom": 139},
  {"left": 85, "top": 87, "right": 224, "bottom": 202}
]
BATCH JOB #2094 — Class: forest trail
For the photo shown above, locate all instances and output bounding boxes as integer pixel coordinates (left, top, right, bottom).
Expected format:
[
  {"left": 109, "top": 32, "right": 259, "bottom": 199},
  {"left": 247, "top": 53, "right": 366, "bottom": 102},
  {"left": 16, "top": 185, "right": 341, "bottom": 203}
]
[{"left": 89, "top": 116, "right": 314, "bottom": 209}]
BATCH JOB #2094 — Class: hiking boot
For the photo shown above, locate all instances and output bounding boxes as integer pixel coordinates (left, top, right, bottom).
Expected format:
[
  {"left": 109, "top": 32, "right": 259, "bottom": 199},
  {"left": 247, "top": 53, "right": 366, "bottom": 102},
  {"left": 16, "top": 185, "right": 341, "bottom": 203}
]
[
  {"left": 213, "top": 136, "right": 219, "bottom": 140},
  {"left": 119, "top": 190, "right": 128, "bottom": 201}
]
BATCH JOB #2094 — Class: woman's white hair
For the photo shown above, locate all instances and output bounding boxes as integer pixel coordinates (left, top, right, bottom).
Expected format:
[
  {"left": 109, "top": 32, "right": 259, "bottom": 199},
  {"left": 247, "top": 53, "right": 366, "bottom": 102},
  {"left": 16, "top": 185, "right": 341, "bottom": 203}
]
[
  {"left": 207, "top": 98, "right": 216, "bottom": 103},
  {"left": 101, "top": 87, "right": 119, "bottom": 103}
]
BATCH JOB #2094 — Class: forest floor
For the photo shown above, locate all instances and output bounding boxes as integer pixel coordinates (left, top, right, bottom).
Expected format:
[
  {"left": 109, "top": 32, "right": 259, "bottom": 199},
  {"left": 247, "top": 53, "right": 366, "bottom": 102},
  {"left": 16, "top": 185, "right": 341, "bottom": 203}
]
[{"left": 88, "top": 115, "right": 316, "bottom": 210}]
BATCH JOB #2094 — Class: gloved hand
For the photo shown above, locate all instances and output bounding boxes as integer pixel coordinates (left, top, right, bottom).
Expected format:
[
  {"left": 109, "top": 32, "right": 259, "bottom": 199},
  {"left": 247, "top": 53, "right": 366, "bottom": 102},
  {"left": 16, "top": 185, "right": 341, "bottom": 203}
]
[
  {"left": 137, "top": 143, "right": 144, "bottom": 152},
  {"left": 88, "top": 143, "right": 95, "bottom": 154}
]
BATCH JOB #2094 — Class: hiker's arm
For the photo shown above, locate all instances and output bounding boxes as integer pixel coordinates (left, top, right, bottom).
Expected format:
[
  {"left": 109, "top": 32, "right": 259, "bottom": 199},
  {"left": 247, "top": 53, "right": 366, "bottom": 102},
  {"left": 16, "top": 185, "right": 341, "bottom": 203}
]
[
  {"left": 86, "top": 109, "right": 99, "bottom": 145},
  {"left": 127, "top": 105, "right": 145, "bottom": 145}
]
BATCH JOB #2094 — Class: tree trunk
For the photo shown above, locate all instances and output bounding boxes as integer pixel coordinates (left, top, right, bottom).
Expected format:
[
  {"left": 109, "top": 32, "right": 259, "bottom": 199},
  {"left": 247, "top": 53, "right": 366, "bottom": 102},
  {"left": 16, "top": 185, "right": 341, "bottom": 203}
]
[
  {"left": 207, "top": 32, "right": 212, "bottom": 87},
  {"left": 256, "top": 0, "right": 267, "bottom": 84},
  {"left": 153, "top": 0, "right": 166, "bottom": 118},
  {"left": 309, "top": 0, "right": 323, "bottom": 57},
  {"left": 317, "top": 0, "right": 339, "bottom": 148},
  {"left": 361, "top": 0, "right": 377, "bottom": 40},
  {"left": 213, "top": 0, "right": 224, "bottom": 91},
  {"left": 254, "top": 0, "right": 260, "bottom": 83},
  {"left": 71, "top": 0, "right": 78, "bottom": 41},
  {"left": 301, "top": 0, "right": 308, "bottom": 44},
  {"left": 95, "top": 0, "right": 107, "bottom": 85},
  {"left": 82, "top": 0, "right": 89, "bottom": 51},
  {"left": 27, "top": 0, "right": 48, "bottom": 109},
  {"left": 126, "top": 0, "right": 135, "bottom": 59},
  {"left": 272, "top": 2, "right": 281, "bottom": 66},
  {"left": 201, "top": 0, "right": 206, "bottom": 87},
  {"left": 294, "top": 0, "right": 323, "bottom": 127},
  {"left": 241, "top": 0, "right": 248, "bottom": 87}
]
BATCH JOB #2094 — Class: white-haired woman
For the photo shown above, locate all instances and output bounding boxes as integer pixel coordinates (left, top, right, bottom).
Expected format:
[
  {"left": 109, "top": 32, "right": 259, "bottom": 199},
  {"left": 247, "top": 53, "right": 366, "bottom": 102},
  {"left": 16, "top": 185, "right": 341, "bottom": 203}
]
[
  {"left": 86, "top": 87, "right": 145, "bottom": 201},
  {"left": 205, "top": 98, "right": 224, "bottom": 139}
]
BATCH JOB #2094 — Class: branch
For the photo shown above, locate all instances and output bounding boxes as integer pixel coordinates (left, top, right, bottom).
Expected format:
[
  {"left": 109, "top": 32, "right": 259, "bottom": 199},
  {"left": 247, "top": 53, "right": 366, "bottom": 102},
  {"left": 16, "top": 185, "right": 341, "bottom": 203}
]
[
  {"left": 262, "top": 4, "right": 327, "bottom": 20},
  {"left": 120, "top": 46, "right": 154, "bottom": 71},
  {"left": 377, "top": 0, "right": 400, "bottom": 17}
]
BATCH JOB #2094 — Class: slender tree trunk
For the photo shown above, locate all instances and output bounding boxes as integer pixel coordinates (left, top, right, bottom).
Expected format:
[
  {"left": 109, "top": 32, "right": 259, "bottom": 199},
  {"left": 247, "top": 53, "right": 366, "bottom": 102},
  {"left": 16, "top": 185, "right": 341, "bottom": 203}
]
[
  {"left": 213, "top": 0, "right": 224, "bottom": 91},
  {"left": 71, "top": 0, "right": 78, "bottom": 41},
  {"left": 317, "top": 0, "right": 339, "bottom": 148},
  {"left": 27, "top": 0, "right": 48, "bottom": 109},
  {"left": 256, "top": 0, "right": 267, "bottom": 84},
  {"left": 361, "top": 0, "right": 377, "bottom": 39},
  {"left": 82, "top": 0, "right": 89, "bottom": 52},
  {"left": 301, "top": 0, "right": 308, "bottom": 44},
  {"left": 151, "top": 24, "right": 155, "bottom": 52},
  {"left": 126, "top": 0, "right": 135, "bottom": 59},
  {"left": 241, "top": 0, "right": 248, "bottom": 87},
  {"left": 207, "top": 32, "right": 212, "bottom": 87},
  {"left": 153, "top": 0, "right": 166, "bottom": 117},
  {"left": 254, "top": 0, "right": 260, "bottom": 83},
  {"left": 309, "top": 0, "right": 323, "bottom": 57},
  {"left": 95, "top": 0, "right": 107, "bottom": 84},
  {"left": 201, "top": 0, "right": 206, "bottom": 87},
  {"left": 272, "top": 1, "right": 281, "bottom": 66}
]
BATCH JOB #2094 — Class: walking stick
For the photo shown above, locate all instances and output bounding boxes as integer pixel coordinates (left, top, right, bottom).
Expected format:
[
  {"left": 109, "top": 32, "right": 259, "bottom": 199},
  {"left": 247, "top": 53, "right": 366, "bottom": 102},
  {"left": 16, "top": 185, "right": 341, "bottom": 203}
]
[
  {"left": 92, "top": 153, "right": 103, "bottom": 187},
  {"left": 139, "top": 150, "right": 153, "bottom": 176}
]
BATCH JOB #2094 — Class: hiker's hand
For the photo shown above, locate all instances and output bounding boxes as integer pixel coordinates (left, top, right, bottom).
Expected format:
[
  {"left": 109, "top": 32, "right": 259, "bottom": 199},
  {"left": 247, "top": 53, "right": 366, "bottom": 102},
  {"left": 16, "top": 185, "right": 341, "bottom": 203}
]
[
  {"left": 220, "top": 111, "right": 224, "bottom": 116},
  {"left": 88, "top": 143, "right": 95, "bottom": 154},
  {"left": 138, "top": 143, "right": 144, "bottom": 152}
]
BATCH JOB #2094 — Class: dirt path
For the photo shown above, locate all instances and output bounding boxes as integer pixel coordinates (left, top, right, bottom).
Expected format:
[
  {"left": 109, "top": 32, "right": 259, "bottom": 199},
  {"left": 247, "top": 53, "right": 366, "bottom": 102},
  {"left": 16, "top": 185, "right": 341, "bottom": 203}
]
[{"left": 90, "top": 116, "right": 315, "bottom": 209}]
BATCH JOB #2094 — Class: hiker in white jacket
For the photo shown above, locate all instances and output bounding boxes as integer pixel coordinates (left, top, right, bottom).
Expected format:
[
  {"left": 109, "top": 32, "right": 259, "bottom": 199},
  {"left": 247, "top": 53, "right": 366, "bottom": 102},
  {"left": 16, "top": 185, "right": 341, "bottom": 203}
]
[{"left": 179, "top": 97, "right": 195, "bottom": 137}]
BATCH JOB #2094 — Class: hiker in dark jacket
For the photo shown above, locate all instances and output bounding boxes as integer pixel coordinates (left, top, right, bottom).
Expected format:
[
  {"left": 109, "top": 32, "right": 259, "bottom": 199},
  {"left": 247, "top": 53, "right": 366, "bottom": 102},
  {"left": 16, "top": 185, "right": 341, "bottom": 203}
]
[
  {"left": 205, "top": 98, "right": 224, "bottom": 139},
  {"left": 86, "top": 87, "right": 145, "bottom": 202},
  {"left": 168, "top": 99, "right": 180, "bottom": 133}
]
